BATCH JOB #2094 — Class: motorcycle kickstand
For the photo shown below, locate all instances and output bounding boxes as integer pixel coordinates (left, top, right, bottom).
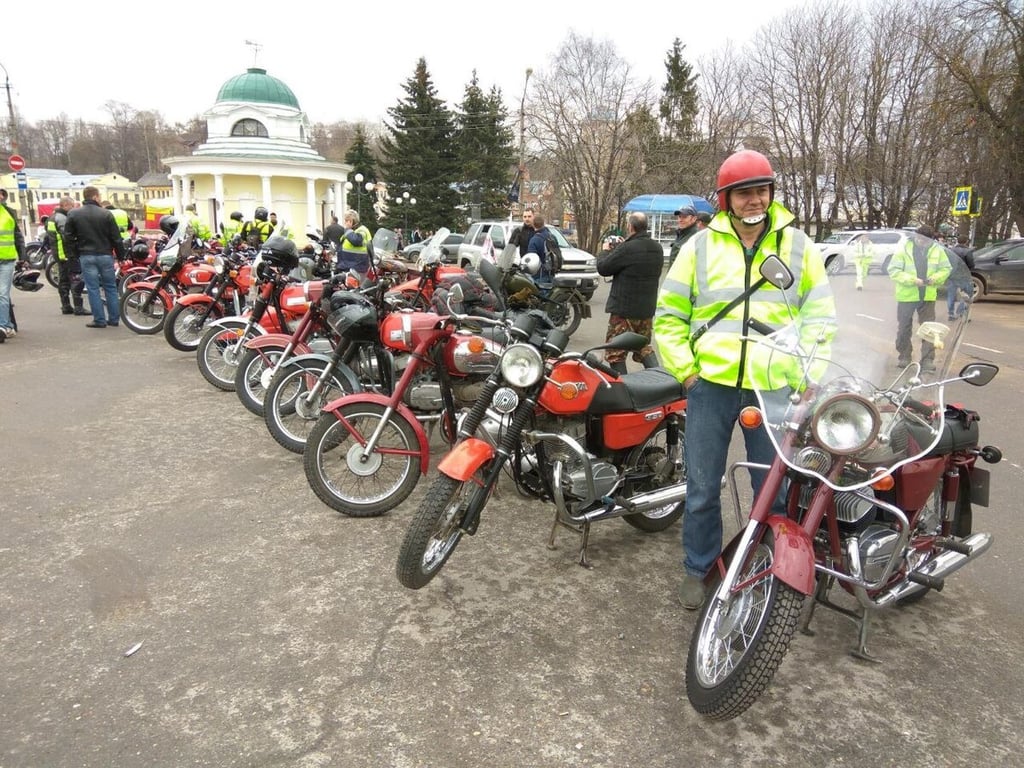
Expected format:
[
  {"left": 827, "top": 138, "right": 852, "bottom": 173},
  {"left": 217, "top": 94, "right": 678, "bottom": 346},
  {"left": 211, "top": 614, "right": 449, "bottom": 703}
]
[
  {"left": 806, "top": 578, "right": 883, "bottom": 663},
  {"left": 547, "top": 514, "right": 593, "bottom": 569},
  {"left": 799, "top": 576, "right": 833, "bottom": 637}
]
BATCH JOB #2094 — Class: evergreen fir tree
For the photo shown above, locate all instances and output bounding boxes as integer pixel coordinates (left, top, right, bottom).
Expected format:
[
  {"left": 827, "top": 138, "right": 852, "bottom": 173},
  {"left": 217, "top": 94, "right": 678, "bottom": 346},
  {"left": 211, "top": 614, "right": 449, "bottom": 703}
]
[
  {"left": 455, "top": 72, "right": 516, "bottom": 220},
  {"left": 343, "top": 125, "right": 379, "bottom": 185},
  {"left": 379, "top": 58, "right": 461, "bottom": 233},
  {"left": 659, "top": 38, "right": 700, "bottom": 141}
]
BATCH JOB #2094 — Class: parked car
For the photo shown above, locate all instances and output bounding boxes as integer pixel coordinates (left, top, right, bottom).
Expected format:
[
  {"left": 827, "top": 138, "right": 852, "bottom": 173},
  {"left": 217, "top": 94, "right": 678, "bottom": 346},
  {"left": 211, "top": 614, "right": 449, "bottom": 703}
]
[
  {"left": 457, "top": 220, "right": 599, "bottom": 300},
  {"left": 401, "top": 232, "right": 465, "bottom": 263},
  {"left": 969, "top": 238, "right": 1024, "bottom": 299},
  {"left": 816, "top": 229, "right": 909, "bottom": 275}
]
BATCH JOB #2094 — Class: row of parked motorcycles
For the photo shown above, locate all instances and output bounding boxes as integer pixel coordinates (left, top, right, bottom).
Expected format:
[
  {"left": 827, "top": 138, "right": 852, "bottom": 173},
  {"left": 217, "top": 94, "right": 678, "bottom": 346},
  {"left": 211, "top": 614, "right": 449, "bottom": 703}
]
[{"left": 119, "top": 219, "right": 1000, "bottom": 721}]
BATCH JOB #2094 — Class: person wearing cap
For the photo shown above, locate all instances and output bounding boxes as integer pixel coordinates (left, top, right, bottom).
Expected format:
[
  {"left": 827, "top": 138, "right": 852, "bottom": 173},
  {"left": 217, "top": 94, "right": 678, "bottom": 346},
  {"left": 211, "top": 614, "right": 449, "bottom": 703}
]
[
  {"left": 668, "top": 205, "right": 700, "bottom": 265},
  {"left": 654, "top": 150, "right": 835, "bottom": 610},
  {"left": 695, "top": 211, "right": 711, "bottom": 230},
  {"left": 886, "top": 224, "right": 951, "bottom": 372}
]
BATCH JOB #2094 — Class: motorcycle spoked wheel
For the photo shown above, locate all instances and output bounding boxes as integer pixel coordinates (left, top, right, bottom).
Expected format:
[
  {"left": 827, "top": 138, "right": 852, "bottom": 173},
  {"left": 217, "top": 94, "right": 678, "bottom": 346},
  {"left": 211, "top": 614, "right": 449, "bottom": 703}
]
[
  {"left": 396, "top": 474, "right": 485, "bottom": 589},
  {"left": 263, "top": 361, "right": 353, "bottom": 454},
  {"left": 234, "top": 346, "right": 286, "bottom": 416},
  {"left": 45, "top": 256, "right": 60, "bottom": 288},
  {"left": 164, "top": 302, "right": 221, "bottom": 352},
  {"left": 196, "top": 320, "right": 252, "bottom": 391},
  {"left": 120, "top": 286, "right": 169, "bottom": 334},
  {"left": 118, "top": 270, "right": 151, "bottom": 298},
  {"left": 542, "top": 297, "right": 582, "bottom": 336},
  {"left": 303, "top": 402, "right": 423, "bottom": 517},
  {"left": 621, "top": 425, "right": 686, "bottom": 533},
  {"left": 685, "top": 528, "right": 804, "bottom": 720},
  {"left": 26, "top": 242, "right": 47, "bottom": 269}
]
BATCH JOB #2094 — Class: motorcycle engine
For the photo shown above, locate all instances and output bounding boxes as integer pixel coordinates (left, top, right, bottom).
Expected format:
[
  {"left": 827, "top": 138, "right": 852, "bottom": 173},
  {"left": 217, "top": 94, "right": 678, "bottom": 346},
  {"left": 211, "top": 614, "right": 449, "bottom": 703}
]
[
  {"left": 528, "top": 414, "right": 618, "bottom": 501},
  {"left": 854, "top": 525, "right": 902, "bottom": 583},
  {"left": 403, "top": 377, "right": 443, "bottom": 412}
]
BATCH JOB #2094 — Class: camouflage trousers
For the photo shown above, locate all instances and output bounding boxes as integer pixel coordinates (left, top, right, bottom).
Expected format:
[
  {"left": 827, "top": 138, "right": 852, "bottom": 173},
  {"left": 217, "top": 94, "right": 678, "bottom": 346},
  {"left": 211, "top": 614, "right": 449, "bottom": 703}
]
[{"left": 604, "top": 315, "right": 654, "bottom": 364}]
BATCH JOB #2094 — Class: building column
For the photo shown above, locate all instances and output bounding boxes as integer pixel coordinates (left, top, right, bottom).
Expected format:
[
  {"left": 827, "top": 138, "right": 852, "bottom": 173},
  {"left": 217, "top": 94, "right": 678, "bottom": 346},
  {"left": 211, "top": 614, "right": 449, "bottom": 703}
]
[
  {"left": 181, "top": 174, "right": 192, "bottom": 211},
  {"left": 305, "top": 178, "right": 317, "bottom": 235},
  {"left": 261, "top": 176, "right": 273, "bottom": 211},
  {"left": 212, "top": 174, "right": 225, "bottom": 236}
]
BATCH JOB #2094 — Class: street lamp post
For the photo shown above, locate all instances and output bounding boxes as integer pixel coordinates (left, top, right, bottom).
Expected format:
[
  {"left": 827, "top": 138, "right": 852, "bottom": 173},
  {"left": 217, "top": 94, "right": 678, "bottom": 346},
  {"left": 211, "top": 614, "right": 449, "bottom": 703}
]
[
  {"left": 354, "top": 172, "right": 364, "bottom": 220},
  {"left": 517, "top": 67, "right": 533, "bottom": 211},
  {"left": 1, "top": 59, "right": 27, "bottom": 232}
]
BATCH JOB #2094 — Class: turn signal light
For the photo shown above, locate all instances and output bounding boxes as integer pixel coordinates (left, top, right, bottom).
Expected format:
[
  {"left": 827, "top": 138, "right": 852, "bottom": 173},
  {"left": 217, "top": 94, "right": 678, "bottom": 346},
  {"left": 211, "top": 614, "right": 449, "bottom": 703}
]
[
  {"left": 467, "top": 336, "right": 486, "bottom": 354},
  {"left": 559, "top": 383, "right": 579, "bottom": 400},
  {"left": 739, "top": 406, "right": 763, "bottom": 429},
  {"left": 871, "top": 474, "right": 895, "bottom": 491}
]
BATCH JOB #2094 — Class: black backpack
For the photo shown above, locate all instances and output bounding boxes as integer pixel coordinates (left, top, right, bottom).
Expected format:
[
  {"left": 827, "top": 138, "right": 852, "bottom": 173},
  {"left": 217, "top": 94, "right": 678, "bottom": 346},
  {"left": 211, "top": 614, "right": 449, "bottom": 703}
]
[{"left": 544, "top": 235, "right": 563, "bottom": 274}]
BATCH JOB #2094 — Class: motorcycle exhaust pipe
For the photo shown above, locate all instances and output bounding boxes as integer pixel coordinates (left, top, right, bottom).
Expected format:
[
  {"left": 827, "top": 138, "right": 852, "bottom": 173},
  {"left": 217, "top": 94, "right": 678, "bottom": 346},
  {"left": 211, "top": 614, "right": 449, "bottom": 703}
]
[
  {"left": 874, "top": 532, "right": 992, "bottom": 608},
  {"left": 575, "top": 482, "right": 688, "bottom": 524}
]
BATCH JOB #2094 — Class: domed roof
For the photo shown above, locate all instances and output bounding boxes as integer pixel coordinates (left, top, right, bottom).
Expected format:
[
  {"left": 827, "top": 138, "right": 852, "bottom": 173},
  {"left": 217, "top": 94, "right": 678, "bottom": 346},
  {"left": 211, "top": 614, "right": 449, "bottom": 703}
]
[{"left": 216, "top": 67, "right": 300, "bottom": 109}]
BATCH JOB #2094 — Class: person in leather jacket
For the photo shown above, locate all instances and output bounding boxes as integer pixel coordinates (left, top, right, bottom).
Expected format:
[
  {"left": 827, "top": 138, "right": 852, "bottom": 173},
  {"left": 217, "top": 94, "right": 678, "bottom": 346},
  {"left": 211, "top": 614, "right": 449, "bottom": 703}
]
[{"left": 63, "top": 186, "right": 126, "bottom": 328}]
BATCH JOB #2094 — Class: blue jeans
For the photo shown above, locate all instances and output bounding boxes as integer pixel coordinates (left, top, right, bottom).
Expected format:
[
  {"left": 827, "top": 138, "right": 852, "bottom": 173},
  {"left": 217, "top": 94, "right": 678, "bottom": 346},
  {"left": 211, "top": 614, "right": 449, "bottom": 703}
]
[
  {"left": 946, "top": 279, "right": 971, "bottom": 319},
  {"left": 682, "top": 379, "right": 782, "bottom": 578},
  {"left": 80, "top": 253, "right": 119, "bottom": 325},
  {"left": 0, "top": 259, "right": 14, "bottom": 331}
]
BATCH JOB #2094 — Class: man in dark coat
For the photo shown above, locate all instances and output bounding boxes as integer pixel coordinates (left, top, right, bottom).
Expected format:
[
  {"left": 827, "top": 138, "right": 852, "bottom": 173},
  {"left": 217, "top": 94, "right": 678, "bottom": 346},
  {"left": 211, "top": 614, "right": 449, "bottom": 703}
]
[
  {"left": 668, "top": 204, "right": 700, "bottom": 265},
  {"left": 596, "top": 211, "right": 664, "bottom": 373},
  {"left": 63, "top": 185, "right": 126, "bottom": 328}
]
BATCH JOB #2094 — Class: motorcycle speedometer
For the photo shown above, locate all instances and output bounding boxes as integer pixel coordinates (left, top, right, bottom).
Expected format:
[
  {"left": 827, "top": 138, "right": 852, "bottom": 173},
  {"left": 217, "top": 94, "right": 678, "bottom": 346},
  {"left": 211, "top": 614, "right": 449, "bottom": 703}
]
[
  {"left": 500, "top": 343, "right": 544, "bottom": 387},
  {"left": 811, "top": 393, "right": 879, "bottom": 455}
]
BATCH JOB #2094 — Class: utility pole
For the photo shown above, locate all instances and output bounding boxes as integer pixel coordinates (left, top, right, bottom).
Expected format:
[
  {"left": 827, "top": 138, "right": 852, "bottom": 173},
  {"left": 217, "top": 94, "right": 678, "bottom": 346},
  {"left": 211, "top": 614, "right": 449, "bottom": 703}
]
[
  {"left": 1, "top": 60, "right": 28, "bottom": 232},
  {"left": 517, "top": 68, "right": 533, "bottom": 214}
]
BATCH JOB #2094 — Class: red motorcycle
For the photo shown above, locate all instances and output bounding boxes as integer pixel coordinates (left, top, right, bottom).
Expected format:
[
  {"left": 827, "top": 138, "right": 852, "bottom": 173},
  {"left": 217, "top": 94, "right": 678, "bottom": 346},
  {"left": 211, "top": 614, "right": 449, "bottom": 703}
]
[
  {"left": 162, "top": 247, "right": 254, "bottom": 352},
  {"left": 395, "top": 295, "right": 689, "bottom": 588},
  {"left": 195, "top": 239, "right": 314, "bottom": 391},
  {"left": 683, "top": 250, "right": 1000, "bottom": 720},
  {"left": 302, "top": 278, "right": 504, "bottom": 517}
]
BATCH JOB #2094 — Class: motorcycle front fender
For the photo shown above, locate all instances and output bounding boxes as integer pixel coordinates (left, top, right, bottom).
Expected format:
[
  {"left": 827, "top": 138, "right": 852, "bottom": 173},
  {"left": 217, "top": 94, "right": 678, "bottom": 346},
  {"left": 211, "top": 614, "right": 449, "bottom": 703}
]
[
  {"left": 320, "top": 392, "right": 431, "bottom": 474},
  {"left": 279, "top": 353, "right": 362, "bottom": 395},
  {"left": 244, "top": 332, "right": 306, "bottom": 353},
  {"left": 174, "top": 292, "right": 214, "bottom": 308},
  {"left": 129, "top": 281, "right": 175, "bottom": 309},
  {"left": 437, "top": 437, "right": 496, "bottom": 481},
  {"left": 547, "top": 288, "right": 591, "bottom": 318},
  {"left": 205, "top": 315, "right": 265, "bottom": 335},
  {"left": 720, "top": 515, "right": 816, "bottom": 596}
]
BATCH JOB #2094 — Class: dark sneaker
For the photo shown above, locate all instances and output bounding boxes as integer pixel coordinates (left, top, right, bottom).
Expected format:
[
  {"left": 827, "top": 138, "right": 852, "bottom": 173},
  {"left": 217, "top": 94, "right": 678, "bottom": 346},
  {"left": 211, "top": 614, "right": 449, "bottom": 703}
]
[
  {"left": 679, "top": 574, "right": 706, "bottom": 611},
  {"left": 920, "top": 362, "right": 936, "bottom": 373},
  {"left": 85, "top": 322, "right": 107, "bottom": 329},
  {"left": 73, "top": 308, "right": 90, "bottom": 316},
  {"left": 108, "top": 321, "right": 119, "bottom": 327},
  {"left": 896, "top": 358, "right": 911, "bottom": 368}
]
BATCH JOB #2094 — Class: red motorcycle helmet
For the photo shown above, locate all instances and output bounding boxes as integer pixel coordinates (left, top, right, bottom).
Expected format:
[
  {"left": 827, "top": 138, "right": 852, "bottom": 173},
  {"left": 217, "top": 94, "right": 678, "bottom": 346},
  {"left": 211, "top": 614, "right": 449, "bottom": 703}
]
[{"left": 715, "top": 150, "right": 776, "bottom": 211}]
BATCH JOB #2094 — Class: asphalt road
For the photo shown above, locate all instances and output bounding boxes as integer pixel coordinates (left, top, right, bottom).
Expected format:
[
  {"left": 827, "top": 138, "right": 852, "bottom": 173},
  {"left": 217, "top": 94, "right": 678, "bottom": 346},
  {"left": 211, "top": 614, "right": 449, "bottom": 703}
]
[{"left": 2, "top": 275, "right": 1023, "bottom": 768}]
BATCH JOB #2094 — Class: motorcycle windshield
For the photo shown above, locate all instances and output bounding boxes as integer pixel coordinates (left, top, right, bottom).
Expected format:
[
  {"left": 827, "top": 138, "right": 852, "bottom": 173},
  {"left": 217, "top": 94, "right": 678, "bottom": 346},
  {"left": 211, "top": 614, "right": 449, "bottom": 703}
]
[
  {"left": 159, "top": 219, "right": 191, "bottom": 262},
  {"left": 417, "top": 227, "right": 449, "bottom": 269},
  {"left": 372, "top": 228, "right": 399, "bottom": 260},
  {"left": 748, "top": 234, "right": 970, "bottom": 491}
]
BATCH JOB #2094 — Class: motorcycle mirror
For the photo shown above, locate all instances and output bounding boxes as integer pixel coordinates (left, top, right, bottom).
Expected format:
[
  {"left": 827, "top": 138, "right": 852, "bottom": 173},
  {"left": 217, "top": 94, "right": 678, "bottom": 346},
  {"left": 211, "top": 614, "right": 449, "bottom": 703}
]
[
  {"left": 959, "top": 362, "right": 998, "bottom": 386},
  {"left": 448, "top": 282, "right": 465, "bottom": 305},
  {"left": 759, "top": 255, "right": 793, "bottom": 289}
]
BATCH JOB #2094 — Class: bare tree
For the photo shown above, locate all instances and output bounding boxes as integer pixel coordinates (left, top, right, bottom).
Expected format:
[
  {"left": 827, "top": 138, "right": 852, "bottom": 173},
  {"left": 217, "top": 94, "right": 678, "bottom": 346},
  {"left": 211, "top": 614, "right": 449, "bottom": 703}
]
[{"left": 528, "top": 32, "right": 654, "bottom": 253}]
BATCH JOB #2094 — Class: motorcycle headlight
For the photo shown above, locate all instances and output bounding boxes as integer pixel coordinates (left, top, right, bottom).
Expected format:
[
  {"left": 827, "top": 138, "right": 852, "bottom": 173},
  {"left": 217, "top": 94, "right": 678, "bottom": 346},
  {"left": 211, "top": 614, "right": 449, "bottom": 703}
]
[
  {"left": 499, "top": 343, "right": 544, "bottom": 387},
  {"left": 811, "top": 394, "right": 879, "bottom": 455},
  {"left": 213, "top": 256, "right": 226, "bottom": 275}
]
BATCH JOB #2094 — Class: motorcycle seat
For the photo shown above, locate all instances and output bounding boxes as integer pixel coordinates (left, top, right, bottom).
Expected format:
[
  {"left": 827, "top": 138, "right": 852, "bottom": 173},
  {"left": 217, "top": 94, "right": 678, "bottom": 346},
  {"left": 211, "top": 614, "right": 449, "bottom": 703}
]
[
  {"left": 586, "top": 367, "right": 686, "bottom": 414},
  {"left": 908, "top": 416, "right": 979, "bottom": 457}
]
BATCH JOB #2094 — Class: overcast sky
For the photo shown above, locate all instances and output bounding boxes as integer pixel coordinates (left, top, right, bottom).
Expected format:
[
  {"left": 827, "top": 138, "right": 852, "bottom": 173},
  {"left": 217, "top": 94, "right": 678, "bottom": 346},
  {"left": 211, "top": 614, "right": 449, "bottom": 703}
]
[{"left": 3, "top": 0, "right": 806, "bottom": 129}]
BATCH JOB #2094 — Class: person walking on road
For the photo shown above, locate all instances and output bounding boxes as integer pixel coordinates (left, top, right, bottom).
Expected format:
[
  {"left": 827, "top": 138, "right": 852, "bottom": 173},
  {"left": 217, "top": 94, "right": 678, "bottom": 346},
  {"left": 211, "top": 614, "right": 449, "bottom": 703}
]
[
  {"left": 48, "top": 196, "right": 88, "bottom": 316},
  {"left": 654, "top": 150, "right": 836, "bottom": 610},
  {"left": 0, "top": 187, "right": 27, "bottom": 341},
  {"left": 597, "top": 211, "right": 663, "bottom": 373},
  {"left": 853, "top": 233, "right": 874, "bottom": 290},
  {"left": 64, "top": 186, "right": 126, "bottom": 329},
  {"left": 947, "top": 235, "right": 975, "bottom": 320}
]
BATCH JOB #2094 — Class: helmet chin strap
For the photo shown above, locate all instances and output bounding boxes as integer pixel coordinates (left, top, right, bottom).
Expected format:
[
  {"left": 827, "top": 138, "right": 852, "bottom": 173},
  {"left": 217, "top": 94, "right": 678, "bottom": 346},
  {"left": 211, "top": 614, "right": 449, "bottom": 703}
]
[{"left": 728, "top": 210, "right": 767, "bottom": 226}]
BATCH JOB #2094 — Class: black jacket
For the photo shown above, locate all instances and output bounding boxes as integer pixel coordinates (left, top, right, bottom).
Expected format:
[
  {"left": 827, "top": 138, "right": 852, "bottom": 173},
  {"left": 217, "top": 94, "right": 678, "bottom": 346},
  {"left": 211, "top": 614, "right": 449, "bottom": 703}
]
[
  {"left": 668, "top": 223, "right": 699, "bottom": 264},
  {"left": 64, "top": 200, "right": 126, "bottom": 260},
  {"left": 596, "top": 231, "right": 664, "bottom": 318}
]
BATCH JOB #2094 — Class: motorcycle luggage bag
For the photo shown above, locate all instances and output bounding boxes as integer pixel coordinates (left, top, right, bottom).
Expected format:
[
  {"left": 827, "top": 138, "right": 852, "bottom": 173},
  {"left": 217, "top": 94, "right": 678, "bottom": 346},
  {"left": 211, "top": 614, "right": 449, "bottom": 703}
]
[{"left": 909, "top": 405, "right": 980, "bottom": 456}]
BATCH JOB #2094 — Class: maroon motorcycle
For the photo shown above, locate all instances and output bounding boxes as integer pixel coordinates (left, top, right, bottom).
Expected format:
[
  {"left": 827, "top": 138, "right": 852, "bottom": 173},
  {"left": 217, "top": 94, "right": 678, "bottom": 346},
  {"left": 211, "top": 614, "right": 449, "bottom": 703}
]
[{"left": 685, "top": 250, "right": 1001, "bottom": 720}]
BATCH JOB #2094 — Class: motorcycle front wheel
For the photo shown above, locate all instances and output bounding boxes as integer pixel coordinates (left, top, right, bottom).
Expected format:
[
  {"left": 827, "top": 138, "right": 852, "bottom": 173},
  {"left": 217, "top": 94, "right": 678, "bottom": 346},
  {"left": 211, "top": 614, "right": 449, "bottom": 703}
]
[
  {"left": 263, "top": 361, "right": 353, "bottom": 453},
  {"left": 685, "top": 528, "right": 803, "bottom": 721},
  {"left": 234, "top": 345, "right": 286, "bottom": 416},
  {"left": 164, "top": 302, "right": 220, "bottom": 352},
  {"left": 304, "top": 402, "right": 422, "bottom": 517},
  {"left": 26, "top": 242, "right": 47, "bottom": 269},
  {"left": 396, "top": 474, "right": 480, "bottom": 589},
  {"left": 196, "top": 320, "right": 252, "bottom": 391},
  {"left": 120, "top": 286, "right": 169, "bottom": 334},
  {"left": 45, "top": 255, "right": 60, "bottom": 288}
]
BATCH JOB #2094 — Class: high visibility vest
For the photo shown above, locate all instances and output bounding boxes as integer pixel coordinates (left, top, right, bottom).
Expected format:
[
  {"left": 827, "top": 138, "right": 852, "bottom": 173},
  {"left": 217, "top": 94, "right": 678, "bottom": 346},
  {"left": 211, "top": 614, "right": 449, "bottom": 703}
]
[
  {"left": 110, "top": 208, "right": 131, "bottom": 238},
  {"left": 886, "top": 239, "right": 952, "bottom": 302},
  {"left": 242, "top": 220, "right": 273, "bottom": 245},
  {"left": 47, "top": 212, "right": 69, "bottom": 261},
  {"left": 655, "top": 201, "right": 836, "bottom": 390},
  {"left": 221, "top": 221, "right": 242, "bottom": 243},
  {"left": 0, "top": 205, "right": 18, "bottom": 261}
]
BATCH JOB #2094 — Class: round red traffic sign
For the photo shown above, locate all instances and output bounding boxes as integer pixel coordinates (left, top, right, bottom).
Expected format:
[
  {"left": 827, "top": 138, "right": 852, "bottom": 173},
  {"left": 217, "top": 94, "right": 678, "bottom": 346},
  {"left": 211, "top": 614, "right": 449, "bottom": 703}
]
[{"left": 8, "top": 154, "right": 26, "bottom": 172}]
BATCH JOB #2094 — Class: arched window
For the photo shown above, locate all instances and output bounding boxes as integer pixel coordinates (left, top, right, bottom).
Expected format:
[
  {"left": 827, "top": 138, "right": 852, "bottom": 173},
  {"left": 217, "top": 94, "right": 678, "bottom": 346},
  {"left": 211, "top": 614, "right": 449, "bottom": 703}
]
[{"left": 231, "top": 119, "right": 268, "bottom": 138}]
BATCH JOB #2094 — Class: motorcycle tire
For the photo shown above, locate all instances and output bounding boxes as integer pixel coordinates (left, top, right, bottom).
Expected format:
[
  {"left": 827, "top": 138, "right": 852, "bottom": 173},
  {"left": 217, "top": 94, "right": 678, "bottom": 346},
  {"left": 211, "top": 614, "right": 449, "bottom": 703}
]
[
  {"left": 263, "top": 360, "right": 353, "bottom": 454},
  {"left": 26, "top": 242, "right": 47, "bottom": 269},
  {"left": 120, "top": 286, "right": 169, "bottom": 334},
  {"left": 544, "top": 297, "right": 583, "bottom": 337},
  {"left": 304, "top": 402, "right": 423, "bottom": 517},
  {"left": 164, "top": 302, "right": 221, "bottom": 352},
  {"left": 396, "top": 474, "right": 478, "bottom": 589},
  {"left": 44, "top": 255, "right": 60, "bottom": 289},
  {"left": 118, "top": 269, "right": 151, "bottom": 298},
  {"left": 196, "top": 319, "right": 252, "bottom": 391},
  {"left": 685, "top": 528, "right": 803, "bottom": 721},
  {"left": 621, "top": 424, "right": 686, "bottom": 533},
  {"left": 234, "top": 345, "right": 286, "bottom": 416}
]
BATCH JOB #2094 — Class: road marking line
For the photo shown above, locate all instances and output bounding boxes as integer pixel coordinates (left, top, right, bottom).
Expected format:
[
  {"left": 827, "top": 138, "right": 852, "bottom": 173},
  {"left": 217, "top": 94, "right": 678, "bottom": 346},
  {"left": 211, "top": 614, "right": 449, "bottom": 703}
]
[{"left": 962, "top": 342, "right": 1003, "bottom": 354}]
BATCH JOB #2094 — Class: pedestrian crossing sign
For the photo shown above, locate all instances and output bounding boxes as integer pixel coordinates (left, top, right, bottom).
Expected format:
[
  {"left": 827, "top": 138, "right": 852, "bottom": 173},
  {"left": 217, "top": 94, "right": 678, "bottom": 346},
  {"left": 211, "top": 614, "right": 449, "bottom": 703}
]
[{"left": 952, "top": 186, "right": 972, "bottom": 215}]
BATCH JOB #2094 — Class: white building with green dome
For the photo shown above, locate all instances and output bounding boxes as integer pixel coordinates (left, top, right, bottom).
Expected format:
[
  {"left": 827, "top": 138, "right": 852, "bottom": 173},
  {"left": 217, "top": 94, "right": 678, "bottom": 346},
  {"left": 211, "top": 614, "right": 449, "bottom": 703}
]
[{"left": 162, "top": 66, "right": 351, "bottom": 241}]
